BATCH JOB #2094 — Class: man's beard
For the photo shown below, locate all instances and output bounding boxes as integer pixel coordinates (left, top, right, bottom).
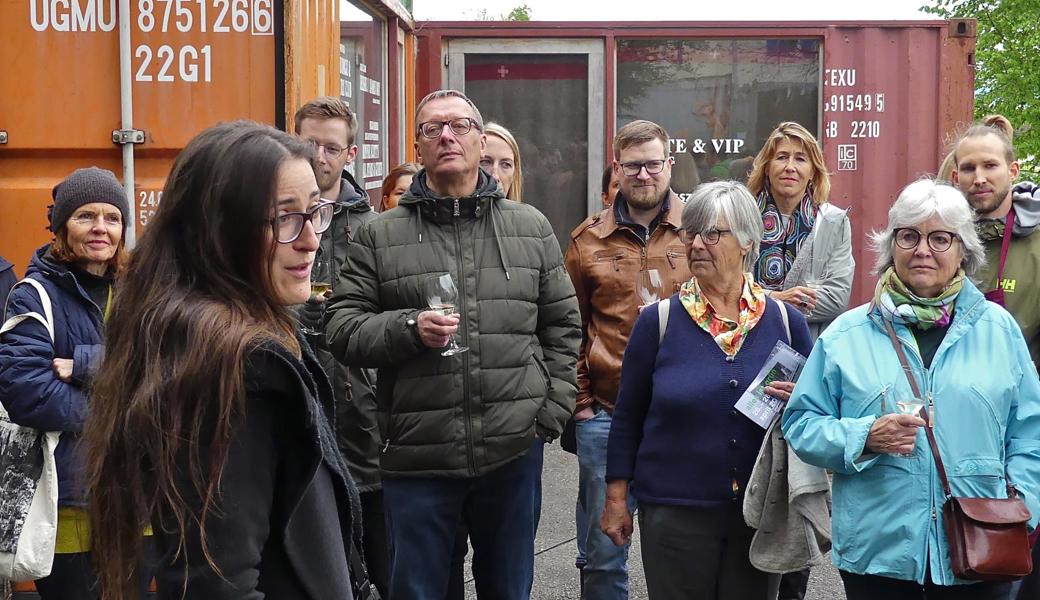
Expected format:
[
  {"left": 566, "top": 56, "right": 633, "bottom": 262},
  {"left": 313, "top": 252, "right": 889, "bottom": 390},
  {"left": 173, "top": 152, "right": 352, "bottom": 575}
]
[
  {"left": 625, "top": 183, "right": 668, "bottom": 211},
  {"left": 318, "top": 170, "right": 340, "bottom": 195},
  {"left": 968, "top": 182, "right": 1012, "bottom": 216}
]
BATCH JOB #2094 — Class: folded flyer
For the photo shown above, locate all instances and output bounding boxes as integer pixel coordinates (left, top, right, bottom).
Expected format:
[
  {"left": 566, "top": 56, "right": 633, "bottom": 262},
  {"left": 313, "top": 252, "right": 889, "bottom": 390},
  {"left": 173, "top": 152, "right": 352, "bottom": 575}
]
[{"left": 734, "top": 340, "right": 807, "bottom": 429}]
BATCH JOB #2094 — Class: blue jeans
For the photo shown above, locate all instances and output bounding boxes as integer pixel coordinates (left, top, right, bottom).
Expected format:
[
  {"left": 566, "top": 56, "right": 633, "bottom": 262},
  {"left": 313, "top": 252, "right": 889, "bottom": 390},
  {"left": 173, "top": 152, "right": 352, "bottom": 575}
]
[
  {"left": 576, "top": 409, "right": 636, "bottom": 600},
  {"left": 383, "top": 439, "right": 544, "bottom": 600}
]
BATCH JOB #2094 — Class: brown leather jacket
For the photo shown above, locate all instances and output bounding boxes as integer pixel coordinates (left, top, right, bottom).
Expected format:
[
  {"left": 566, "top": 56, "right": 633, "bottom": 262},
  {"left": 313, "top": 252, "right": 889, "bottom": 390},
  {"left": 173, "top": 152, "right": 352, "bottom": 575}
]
[{"left": 564, "top": 192, "right": 692, "bottom": 413}]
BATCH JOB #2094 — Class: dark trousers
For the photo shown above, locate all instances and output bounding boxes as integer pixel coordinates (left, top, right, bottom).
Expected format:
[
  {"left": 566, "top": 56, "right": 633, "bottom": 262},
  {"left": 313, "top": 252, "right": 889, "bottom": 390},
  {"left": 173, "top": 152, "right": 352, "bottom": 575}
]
[
  {"left": 1013, "top": 542, "right": 1040, "bottom": 599},
  {"left": 638, "top": 502, "right": 778, "bottom": 600},
  {"left": 359, "top": 490, "right": 391, "bottom": 598},
  {"left": 778, "top": 568, "right": 810, "bottom": 600},
  {"left": 383, "top": 440, "right": 544, "bottom": 600},
  {"left": 35, "top": 544, "right": 155, "bottom": 600},
  {"left": 840, "top": 570, "right": 1012, "bottom": 600}
]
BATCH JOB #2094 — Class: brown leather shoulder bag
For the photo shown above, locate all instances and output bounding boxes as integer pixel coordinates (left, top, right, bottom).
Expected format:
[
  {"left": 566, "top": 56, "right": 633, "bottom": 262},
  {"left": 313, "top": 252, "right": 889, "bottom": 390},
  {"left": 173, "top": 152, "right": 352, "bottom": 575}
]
[{"left": 882, "top": 319, "right": 1033, "bottom": 581}]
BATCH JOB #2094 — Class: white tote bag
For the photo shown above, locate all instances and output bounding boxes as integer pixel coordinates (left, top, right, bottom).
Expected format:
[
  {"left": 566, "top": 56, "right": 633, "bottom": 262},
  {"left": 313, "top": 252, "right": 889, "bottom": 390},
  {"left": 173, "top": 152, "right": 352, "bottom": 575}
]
[{"left": 0, "top": 278, "right": 62, "bottom": 582}]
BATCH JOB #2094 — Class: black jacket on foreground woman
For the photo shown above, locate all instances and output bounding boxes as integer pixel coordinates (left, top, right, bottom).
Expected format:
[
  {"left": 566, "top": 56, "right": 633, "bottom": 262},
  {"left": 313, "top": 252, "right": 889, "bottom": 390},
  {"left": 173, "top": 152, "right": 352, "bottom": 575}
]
[{"left": 152, "top": 334, "right": 361, "bottom": 600}]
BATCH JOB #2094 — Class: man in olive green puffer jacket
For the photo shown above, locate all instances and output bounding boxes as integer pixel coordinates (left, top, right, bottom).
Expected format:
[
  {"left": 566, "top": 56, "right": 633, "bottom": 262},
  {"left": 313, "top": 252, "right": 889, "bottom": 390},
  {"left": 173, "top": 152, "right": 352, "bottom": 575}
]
[{"left": 325, "top": 89, "right": 581, "bottom": 600}]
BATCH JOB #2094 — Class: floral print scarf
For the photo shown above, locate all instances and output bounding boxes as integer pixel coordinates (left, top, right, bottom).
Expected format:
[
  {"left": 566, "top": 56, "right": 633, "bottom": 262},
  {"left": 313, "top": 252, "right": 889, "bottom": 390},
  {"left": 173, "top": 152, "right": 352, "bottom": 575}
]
[{"left": 679, "top": 273, "right": 768, "bottom": 357}]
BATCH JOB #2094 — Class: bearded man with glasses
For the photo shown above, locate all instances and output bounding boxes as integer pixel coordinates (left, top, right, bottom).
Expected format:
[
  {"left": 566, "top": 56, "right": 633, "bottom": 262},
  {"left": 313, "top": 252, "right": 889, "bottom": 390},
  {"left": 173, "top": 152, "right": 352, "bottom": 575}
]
[
  {"left": 563, "top": 119, "right": 691, "bottom": 599},
  {"left": 325, "top": 89, "right": 580, "bottom": 600}
]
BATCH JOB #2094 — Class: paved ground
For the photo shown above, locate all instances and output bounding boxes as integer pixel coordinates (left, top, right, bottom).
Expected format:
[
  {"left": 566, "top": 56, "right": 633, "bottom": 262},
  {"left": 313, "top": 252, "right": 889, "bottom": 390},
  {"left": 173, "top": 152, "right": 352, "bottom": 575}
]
[{"left": 464, "top": 443, "right": 847, "bottom": 599}]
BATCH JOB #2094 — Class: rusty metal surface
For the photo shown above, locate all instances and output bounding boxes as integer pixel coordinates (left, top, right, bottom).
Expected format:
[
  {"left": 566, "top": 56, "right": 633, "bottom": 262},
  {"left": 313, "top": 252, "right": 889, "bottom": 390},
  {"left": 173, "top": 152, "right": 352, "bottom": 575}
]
[{"left": 0, "top": 0, "right": 338, "bottom": 275}]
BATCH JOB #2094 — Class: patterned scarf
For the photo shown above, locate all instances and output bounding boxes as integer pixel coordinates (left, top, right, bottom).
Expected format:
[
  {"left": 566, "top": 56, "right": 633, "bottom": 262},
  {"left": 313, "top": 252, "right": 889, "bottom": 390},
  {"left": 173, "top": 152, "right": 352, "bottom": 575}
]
[
  {"left": 755, "top": 189, "right": 817, "bottom": 290},
  {"left": 873, "top": 267, "right": 964, "bottom": 330},
  {"left": 679, "top": 273, "right": 767, "bottom": 357}
]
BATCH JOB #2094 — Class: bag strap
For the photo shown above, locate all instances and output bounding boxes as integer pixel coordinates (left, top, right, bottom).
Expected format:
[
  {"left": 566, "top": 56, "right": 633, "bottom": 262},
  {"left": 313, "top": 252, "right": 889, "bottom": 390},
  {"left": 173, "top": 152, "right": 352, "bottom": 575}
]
[
  {"left": 777, "top": 299, "right": 791, "bottom": 344},
  {"left": 995, "top": 206, "right": 1016, "bottom": 287},
  {"left": 657, "top": 297, "right": 670, "bottom": 345},
  {"left": 1, "top": 278, "right": 55, "bottom": 343},
  {"left": 881, "top": 319, "right": 953, "bottom": 498},
  {"left": 349, "top": 539, "right": 381, "bottom": 599}
]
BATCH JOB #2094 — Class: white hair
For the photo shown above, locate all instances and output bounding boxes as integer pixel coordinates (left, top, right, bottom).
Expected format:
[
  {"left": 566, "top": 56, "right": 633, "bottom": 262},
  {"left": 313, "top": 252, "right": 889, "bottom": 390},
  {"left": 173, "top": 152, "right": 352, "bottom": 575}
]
[
  {"left": 681, "top": 181, "right": 763, "bottom": 272},
  {"left": 870, "top": 179, "right": 986, "bottom": 277}
]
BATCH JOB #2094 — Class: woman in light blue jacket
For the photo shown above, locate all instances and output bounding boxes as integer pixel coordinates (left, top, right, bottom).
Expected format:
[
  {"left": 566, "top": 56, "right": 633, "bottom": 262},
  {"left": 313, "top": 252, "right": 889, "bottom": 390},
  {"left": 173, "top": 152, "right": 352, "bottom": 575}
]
[{"left": 782, "top": 179, "right": 1040, "bottom": 599}]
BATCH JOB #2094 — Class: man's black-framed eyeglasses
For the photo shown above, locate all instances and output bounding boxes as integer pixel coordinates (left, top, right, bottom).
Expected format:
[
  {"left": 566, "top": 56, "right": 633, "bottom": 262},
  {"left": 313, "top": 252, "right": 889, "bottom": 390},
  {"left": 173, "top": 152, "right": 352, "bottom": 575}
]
[
  {"left": 679, "top": 228, "right": 732, "bottom": 246},
  {"left": 271, "top": 201, "right": 335, "bottom": 244},
  {"left": 417, "top": 118, "right": 480, "bottom": 139},
  {"left": 893, "top": 228, "right": 958, "bottom": 253},
  {"left": 619, "top": 159, "right": 670, "bottom": 177}
]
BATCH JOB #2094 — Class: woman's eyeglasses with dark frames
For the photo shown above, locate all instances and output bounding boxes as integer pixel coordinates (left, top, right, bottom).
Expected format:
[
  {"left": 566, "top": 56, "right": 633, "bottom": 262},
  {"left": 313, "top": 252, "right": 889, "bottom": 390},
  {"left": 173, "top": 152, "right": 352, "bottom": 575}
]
[
  {"left": 272, "top": 201, "right": 335, "bottom": 244},
  {"left": 678, "top": 228, "right": 732, "bottom": 246},
  {"left": 893, "top": 228, "right": 958, "bottom": 253}
]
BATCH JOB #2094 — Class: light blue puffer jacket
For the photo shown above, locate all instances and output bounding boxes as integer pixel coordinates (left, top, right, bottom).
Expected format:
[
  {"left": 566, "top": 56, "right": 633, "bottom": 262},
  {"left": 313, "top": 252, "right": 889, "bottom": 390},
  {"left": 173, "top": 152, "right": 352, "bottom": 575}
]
[{"left": 782, "top": 279, "right": 1040, "bottom": 585}]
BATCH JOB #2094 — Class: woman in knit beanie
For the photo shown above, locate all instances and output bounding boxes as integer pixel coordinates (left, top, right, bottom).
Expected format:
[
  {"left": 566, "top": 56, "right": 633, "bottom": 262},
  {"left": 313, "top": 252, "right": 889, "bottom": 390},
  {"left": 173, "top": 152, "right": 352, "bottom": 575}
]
[{"left": 0, "top": 167, "right": 149, "bottom": 599}]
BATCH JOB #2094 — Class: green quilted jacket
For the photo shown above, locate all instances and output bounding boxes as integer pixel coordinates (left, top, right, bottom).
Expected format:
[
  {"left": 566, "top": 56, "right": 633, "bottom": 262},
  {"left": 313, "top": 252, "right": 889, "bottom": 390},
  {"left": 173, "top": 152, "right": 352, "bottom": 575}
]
[{"left": 325, "top": 170, "right": 581, "bottom": 479}]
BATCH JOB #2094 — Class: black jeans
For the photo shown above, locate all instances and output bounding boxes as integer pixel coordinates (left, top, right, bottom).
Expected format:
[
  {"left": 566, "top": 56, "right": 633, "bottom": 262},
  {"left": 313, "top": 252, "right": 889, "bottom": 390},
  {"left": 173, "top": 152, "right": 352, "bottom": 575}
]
[
  {"left": 840, "top": 570, "right": 1012, "bottom": 600},
  {"left": 638, "top": 502, "right": 779, "bottom": 600}
]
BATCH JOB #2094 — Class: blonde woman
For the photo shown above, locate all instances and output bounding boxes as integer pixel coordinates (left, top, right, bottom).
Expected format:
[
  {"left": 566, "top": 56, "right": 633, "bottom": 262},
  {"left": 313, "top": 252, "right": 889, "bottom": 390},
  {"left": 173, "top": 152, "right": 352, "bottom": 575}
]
[
  {"left": 482, "top": 122, "right": 523, "bottom": 202},
  {"left": 747, "top": 121, "right": 854, "bottom": 339}
]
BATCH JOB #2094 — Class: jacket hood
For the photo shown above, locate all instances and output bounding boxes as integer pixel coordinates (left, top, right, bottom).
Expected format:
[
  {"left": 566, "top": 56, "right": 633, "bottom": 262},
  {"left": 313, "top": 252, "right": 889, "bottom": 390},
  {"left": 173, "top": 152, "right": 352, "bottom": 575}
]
[
  {"left": 0, "top": 256, "right": 11, "bottom": 274},
  {"left": 398, "top": 168, "right": 503, "bottom": 209},
  {"left": 1011, "top": 181, "right": 1040, "bottom": 236},
  {"left": 333, "top": 169, "right": 372, "bottom": 214}
]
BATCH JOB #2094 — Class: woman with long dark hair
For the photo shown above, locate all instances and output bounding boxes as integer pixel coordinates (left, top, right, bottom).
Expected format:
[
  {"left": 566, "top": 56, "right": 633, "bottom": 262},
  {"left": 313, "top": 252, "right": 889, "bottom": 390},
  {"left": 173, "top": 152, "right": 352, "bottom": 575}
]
[{"left": 84, "top": 121, "right": 361, "bottom": 599}]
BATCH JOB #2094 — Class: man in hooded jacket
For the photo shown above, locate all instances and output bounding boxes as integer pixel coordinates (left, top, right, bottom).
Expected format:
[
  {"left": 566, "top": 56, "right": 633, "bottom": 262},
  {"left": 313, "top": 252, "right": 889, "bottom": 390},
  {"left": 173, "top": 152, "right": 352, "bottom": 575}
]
[{"left": 325, "top": 89, "right": 580, "bottom": 600}]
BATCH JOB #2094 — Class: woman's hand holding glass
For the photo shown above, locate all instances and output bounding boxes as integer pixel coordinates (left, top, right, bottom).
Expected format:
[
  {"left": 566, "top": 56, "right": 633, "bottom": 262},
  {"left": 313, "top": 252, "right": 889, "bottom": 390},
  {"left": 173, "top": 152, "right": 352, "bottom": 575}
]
[{"left": 865, "top": 412, "right": 926, "bottom": 456}]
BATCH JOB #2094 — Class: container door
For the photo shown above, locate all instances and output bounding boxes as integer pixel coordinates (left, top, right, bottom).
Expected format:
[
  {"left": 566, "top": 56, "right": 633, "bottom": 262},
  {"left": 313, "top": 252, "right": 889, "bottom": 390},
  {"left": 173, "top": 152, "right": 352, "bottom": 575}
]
[{"left": 447, "top": 39, "right": 605, "bottom": 250}]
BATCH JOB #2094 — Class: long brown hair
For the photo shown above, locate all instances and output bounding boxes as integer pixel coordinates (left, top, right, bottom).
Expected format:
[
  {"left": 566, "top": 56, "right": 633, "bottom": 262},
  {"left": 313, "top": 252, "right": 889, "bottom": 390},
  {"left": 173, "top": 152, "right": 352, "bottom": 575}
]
[
  {"left": 747, "top": 121, "right": 831, "bottom": 205},
  {"left": 85, "top": 121, "right": 315, "bottom": 599}
]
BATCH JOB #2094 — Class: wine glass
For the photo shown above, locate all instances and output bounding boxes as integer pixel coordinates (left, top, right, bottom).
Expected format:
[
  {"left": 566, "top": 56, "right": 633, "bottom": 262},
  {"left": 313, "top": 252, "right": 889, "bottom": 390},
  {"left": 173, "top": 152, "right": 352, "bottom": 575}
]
[
  {"left": 638, "top": 269, "right": 664, "bottom": 306},
  {"left": 424, "top": 273, "right": 468, "bottom": 356},
  {"left": 893, "top": 397, "right": 925, "bottom": 456},
  {"left": 301, "top": 254, "right": 331, "bottom": 336},
  {"left": 802, "top": 276, "right": 823, "bottom": 317}
]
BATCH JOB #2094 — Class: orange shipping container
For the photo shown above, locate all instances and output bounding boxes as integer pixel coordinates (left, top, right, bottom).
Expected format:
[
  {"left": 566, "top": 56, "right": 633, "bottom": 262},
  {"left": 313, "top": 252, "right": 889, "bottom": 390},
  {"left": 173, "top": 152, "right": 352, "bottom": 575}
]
[{"left": 0, "top": 0, "right": 341, "bottom": 276}]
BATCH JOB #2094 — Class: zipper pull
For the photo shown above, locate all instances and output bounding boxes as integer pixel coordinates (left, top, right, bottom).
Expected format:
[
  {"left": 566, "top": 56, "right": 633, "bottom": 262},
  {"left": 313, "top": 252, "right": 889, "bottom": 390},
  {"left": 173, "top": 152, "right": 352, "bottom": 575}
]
[
  {"left": 932, "top": 507, "right": 937, "bottom": 521},
  {"left": 453, "top": 198, "right": 460, "bottom": 217},
  {"left": 382, "top": 439, "right": 390, "bottom": 453},
  {"left": 927, "top": 392, "right": 935, "bottom": 427}
]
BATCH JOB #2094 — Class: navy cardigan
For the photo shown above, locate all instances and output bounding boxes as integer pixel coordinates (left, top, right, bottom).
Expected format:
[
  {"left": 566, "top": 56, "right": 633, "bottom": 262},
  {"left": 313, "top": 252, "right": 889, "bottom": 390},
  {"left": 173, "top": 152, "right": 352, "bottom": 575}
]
[{"left": 606, "top": 293, "right": 813, "bottom": 507}]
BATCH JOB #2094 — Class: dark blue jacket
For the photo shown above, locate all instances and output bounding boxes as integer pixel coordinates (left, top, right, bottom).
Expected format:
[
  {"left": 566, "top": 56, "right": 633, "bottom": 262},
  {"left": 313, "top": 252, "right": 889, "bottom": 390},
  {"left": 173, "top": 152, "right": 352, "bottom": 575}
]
[
  {"left": 0, "top": 245, "right": 107, "bottom": 507},
  {"left": 606, "top": 294, "right": 813, "bottom": 507}
]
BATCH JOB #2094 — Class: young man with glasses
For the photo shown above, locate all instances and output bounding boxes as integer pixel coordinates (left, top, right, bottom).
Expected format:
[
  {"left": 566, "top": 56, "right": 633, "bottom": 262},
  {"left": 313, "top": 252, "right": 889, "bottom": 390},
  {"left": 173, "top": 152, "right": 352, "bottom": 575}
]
[
  {"left": 292, "top": 96, "right": 388, "bottom": 595},
  {"left": 325, "top": 89, "right": 581, "bottom": 600},
  {"left": 563, "top": 119, "right": 692, "bottom": 600}
]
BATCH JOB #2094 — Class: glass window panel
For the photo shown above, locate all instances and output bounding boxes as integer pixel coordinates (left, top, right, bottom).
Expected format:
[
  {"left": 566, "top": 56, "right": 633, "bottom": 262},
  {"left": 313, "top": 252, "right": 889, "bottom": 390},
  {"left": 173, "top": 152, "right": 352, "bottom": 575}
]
[
  {"left": 464, "top": 54, "right": 589, "bottom": 250},
  {"left": 341, "top": 2, "right": 387, "bottom": 193},
  {"left": 616, "top": 39, "right": 820, "bottom": 199}
]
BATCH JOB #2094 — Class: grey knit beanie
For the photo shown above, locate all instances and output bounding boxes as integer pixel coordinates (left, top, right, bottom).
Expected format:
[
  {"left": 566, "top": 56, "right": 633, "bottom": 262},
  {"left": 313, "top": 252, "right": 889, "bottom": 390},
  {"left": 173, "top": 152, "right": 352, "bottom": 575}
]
[{"left": 50, "top": 167, "right": 130, "bottom": 233}]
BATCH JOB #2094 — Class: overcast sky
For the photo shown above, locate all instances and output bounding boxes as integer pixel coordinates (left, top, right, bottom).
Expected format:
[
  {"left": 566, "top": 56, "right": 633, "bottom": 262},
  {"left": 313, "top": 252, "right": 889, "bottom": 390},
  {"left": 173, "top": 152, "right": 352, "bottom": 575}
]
[{"left": 410, "top": 0, "right": 934, "bottom": 21}]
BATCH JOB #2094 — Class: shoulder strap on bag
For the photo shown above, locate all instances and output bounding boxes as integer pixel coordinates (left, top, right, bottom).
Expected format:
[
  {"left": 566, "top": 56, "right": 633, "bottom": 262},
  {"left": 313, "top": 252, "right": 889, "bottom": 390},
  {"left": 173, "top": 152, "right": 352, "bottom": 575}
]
[
  {"left": 777, "top": 299, "right": 791, "bottom": 344},
  {"left": 350, "top": 539, "right": 381, "bottom": 599},
  {"left": 881, "top": 319, "right": 953, "bottom": 498},
  {"left": 1, "top": 278, "right": 55, "bottom": 343},
  {"left": 657, "top": 297, "right": 670, "bottom": 345}
]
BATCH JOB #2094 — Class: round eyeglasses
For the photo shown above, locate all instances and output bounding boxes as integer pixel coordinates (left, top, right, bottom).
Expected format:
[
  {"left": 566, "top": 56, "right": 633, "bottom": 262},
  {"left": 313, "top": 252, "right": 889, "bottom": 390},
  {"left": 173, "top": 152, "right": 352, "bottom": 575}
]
[
  {"left": 271, "top": 201, "right": 335, "bottom": 244},
  {"left": 893, "top": 228, "right": 958, "bottom": 253},
  {"left": 679, "top": 228, "right": 732, "bottom": 246},
  {"left": 417, "top": 118, "right": 480, "bottom": 139}
]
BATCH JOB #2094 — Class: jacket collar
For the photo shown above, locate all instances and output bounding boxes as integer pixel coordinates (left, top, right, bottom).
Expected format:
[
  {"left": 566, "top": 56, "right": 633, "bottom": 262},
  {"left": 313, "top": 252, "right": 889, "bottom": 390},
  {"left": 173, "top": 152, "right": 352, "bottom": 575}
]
[
  {"left": 332, "top": 169, "right": 372, "bottom": 215},
  {"left": 398, "top": 169, "right": 504, "bottom": 223},
  {"left": 592, "top": 190, "right": 683, "bottom": 240}
]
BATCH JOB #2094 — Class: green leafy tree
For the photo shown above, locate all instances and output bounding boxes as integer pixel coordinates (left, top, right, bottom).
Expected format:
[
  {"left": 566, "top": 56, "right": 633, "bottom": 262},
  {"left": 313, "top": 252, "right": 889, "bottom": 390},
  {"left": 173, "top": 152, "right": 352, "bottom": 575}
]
[
  {"left": 923, "top": 0, "right": 1039, "bottom": 179},
  {"left": 504, "top": 4, "right": 532, "bottom": 20}
]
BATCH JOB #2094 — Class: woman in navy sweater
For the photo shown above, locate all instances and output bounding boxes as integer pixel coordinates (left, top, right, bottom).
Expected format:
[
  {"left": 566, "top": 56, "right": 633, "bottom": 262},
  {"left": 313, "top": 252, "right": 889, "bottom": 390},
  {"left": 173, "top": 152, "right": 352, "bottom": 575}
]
[{"left": 602, "top": 181, "right": 814, "bottom": 599}]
